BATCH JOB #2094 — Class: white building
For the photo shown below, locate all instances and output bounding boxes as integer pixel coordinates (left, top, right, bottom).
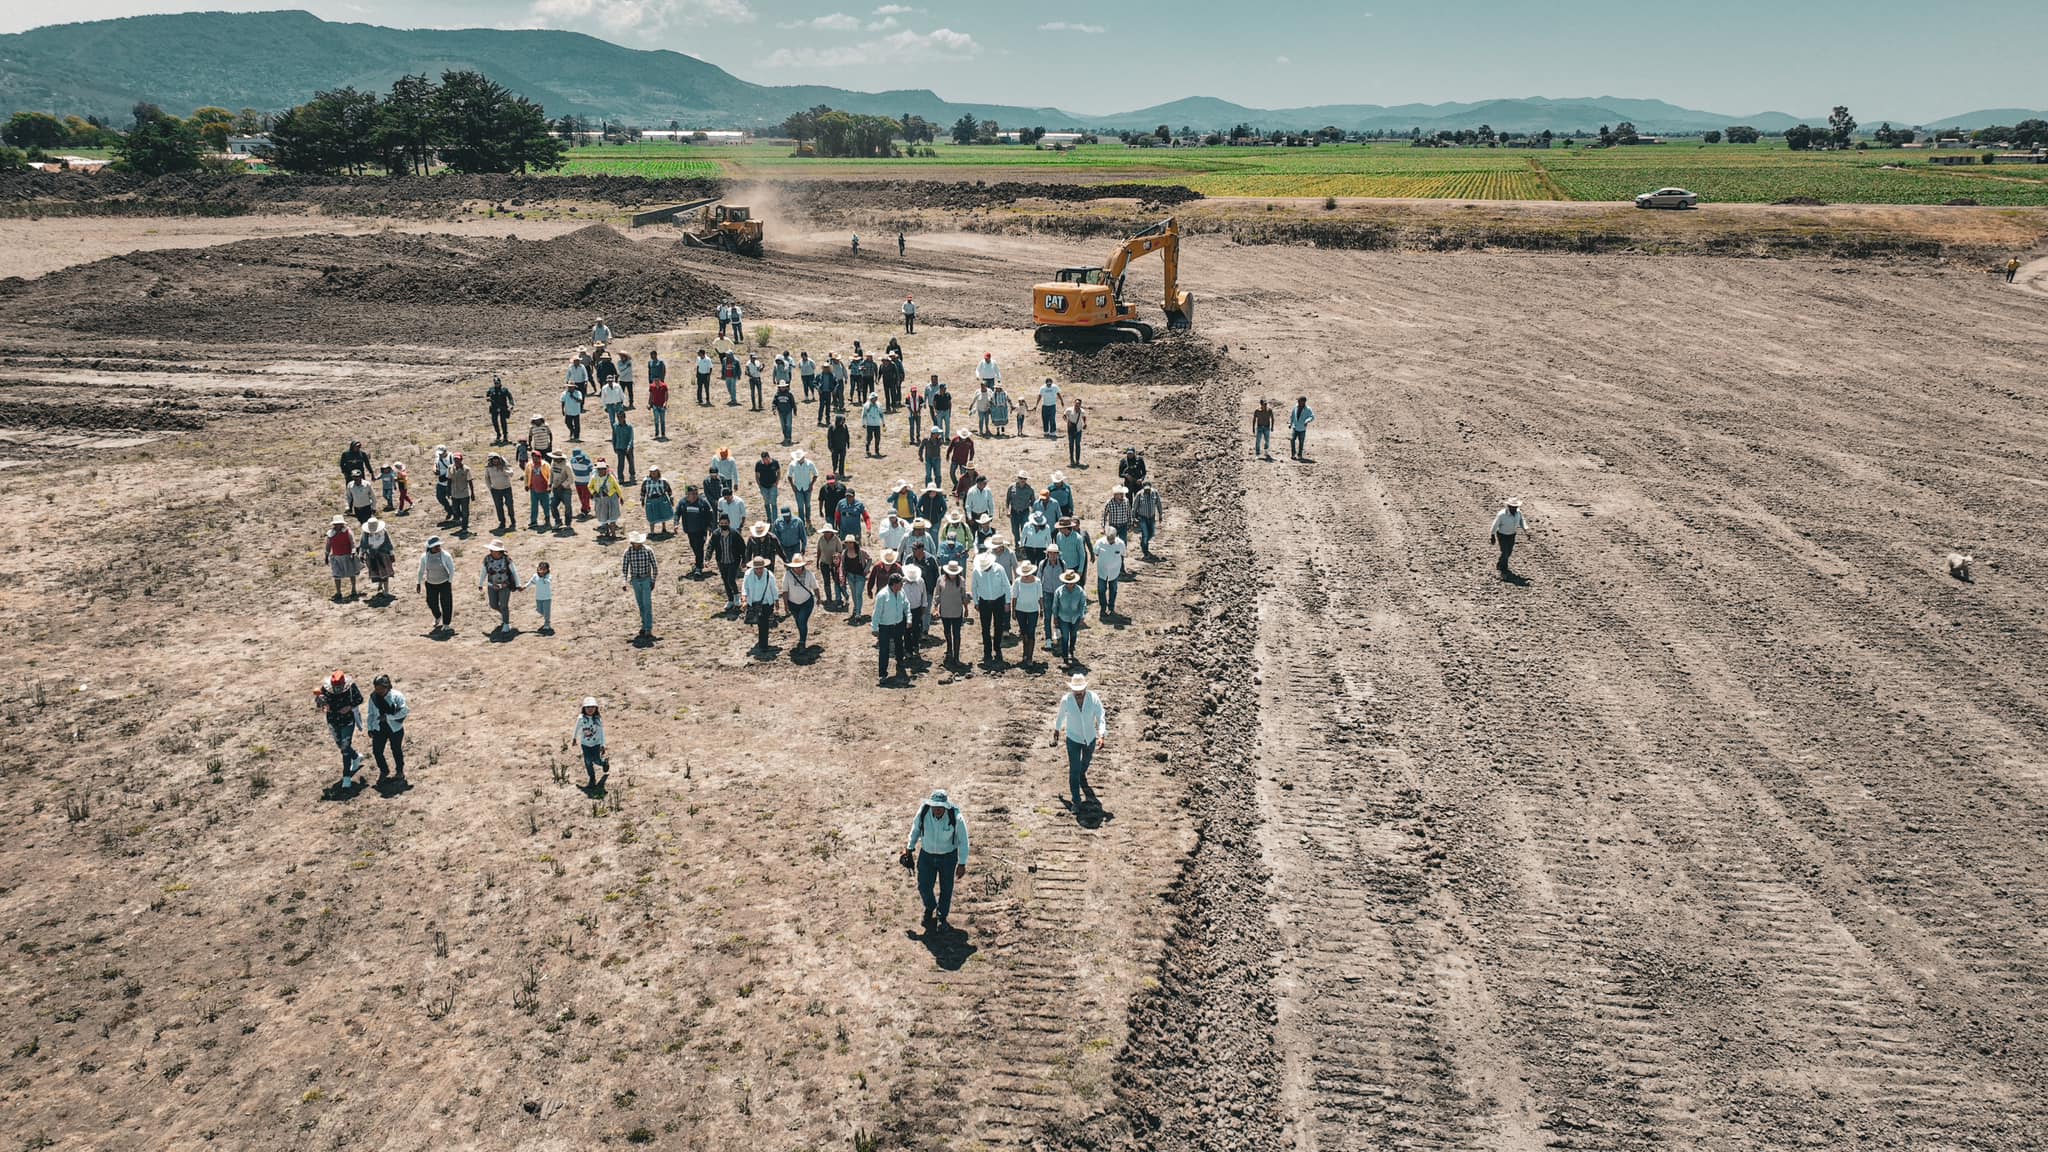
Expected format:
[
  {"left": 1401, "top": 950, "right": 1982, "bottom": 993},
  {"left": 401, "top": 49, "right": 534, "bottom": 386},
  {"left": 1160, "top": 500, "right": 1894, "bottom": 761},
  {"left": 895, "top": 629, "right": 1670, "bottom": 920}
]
[{"left": 226, "top": 135, "right": 270, "bottom": 156}]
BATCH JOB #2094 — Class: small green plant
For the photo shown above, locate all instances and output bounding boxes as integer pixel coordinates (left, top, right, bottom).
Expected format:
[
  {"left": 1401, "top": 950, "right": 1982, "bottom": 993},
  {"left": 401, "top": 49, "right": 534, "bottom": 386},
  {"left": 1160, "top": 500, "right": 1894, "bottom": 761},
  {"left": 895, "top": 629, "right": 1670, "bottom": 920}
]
[
  {"left": 755, "top": 325, "right": 772, "bottom": 348},
  {"left": 1323, "top": 195, "right": 1338, "bottom": 210},
  {"left": 425, "top": 988, "right": 456, "bottom": 1020},
  {"left": 854, "top": 1126, "right": 880, "bottom": 1152},
  {"left": 64, "top": 793, "right": 90, "bottom": 823}
]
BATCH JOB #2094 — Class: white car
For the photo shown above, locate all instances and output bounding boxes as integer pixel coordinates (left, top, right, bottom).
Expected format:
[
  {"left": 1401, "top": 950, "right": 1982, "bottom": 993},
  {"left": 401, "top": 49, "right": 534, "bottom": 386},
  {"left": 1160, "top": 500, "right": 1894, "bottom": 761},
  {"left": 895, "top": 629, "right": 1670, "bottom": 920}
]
[{"left": 1635, "top": 187, "right": 1700, "bottom": 209}]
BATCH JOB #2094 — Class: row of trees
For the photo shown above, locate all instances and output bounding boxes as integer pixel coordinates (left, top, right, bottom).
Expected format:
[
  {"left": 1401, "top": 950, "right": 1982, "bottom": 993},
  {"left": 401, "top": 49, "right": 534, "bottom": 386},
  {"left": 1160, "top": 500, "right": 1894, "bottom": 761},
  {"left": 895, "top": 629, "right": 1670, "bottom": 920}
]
[
  {"left": 265, "top": 71, "right": 566, "bottom": 176},
  {"left": 2, "top": 103, "right": 217, "bottom": 175}
]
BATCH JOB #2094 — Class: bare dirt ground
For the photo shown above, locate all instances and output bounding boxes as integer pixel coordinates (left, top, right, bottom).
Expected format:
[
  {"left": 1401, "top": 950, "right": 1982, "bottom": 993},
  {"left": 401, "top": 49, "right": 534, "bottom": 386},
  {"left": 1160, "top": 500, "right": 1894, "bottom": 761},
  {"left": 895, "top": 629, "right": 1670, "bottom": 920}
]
[{"left": 1, "top": 204, "right": 2047, "bottom": 1152}]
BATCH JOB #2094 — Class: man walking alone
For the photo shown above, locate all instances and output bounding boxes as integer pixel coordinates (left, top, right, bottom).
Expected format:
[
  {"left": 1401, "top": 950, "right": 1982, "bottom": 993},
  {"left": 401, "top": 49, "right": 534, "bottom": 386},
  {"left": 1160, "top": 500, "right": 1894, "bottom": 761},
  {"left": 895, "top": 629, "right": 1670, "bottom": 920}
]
[{"left": 900, "top": 788, "right": 968, "bottom": 929}]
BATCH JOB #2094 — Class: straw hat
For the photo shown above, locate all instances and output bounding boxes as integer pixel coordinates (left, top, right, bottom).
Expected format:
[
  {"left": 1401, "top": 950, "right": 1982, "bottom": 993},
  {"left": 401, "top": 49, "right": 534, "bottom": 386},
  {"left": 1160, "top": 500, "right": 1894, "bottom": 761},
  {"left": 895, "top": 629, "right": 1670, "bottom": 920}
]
[
  {"left": 910, "top": 517, "right": 930, "bottom": 530},
  {"left": 1049, "top": 470, "right": 1065, "bottom": 483},
  {"left": 973, "top": 552, "right": 995, "bottom": 571},
  {"left": 583, "top": 696, "right": 599, "bottom": 709},
  {"left": 1112, "top": 485, "right": 1128, "bottom": 495},
  {"left": 749, "top": 556, "right": 769, "bottom": 568},
  {"left": 788, "top": 554, "right": 808, "bottom": 568},
  {"left": 1061, "top": 570, "right": 1081, "bottom": 584},
  {"left": 629, "top": 532, "right": 648, "bottom": 544},
  {"left": 364, "top": 518, "right": 384, "bottom": 534},
  {"left": 487, "top": 540, "right": 506, "bottom": 552},
  {"left": 1017, "top": 561, "right": 1038, "bottom": 577},
  {"left": 750, "top": 522, "right": 770, "bottom": 538},
  {"left": 881, "top": 549, "right": 900, "bottom": 563},
  {"left": 330, "top": 515, "right": 347, "bottom": 527},
  {"left": 1068, "top": 674, "right": 1089, "bottom": 692},
  {"left": 942, "top": 562, "right": 963, "bottom": 576}
]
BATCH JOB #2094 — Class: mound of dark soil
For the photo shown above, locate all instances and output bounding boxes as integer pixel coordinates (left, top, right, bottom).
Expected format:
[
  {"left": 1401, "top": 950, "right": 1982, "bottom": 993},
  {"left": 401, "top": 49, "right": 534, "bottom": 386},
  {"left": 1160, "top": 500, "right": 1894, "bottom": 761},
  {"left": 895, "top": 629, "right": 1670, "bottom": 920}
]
[
  {"left": 1044, "top": 334, "right": 1228, "bottom": 388},
  {"left": 0, "top": 225, "right": 725, "bottom": 348},
  {"left": 1774, "top": 196, "right": 1828, "bottom": 206},
  {"left": 1944, "top": 197, "right": 1980, "bottom": 207},
  {"left": 0, "top": 172, "right": 1199, "bottom": 220}
]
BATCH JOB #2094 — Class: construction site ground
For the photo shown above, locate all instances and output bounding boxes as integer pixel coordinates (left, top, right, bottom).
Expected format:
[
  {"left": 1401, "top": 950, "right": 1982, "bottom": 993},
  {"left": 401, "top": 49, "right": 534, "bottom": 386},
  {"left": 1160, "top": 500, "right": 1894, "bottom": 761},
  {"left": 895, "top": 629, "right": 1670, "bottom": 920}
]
[{"left": 0, "top": 195, "right": 2045, "bottom": 1152}]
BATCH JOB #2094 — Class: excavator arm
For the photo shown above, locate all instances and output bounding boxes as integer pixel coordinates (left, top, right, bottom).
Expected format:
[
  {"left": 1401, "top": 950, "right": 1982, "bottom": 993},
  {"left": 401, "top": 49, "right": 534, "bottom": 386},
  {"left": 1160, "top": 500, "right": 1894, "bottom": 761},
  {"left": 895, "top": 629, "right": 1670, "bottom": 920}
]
[{"left": 1102, "top": 218, "right": 1193, "bottom": 330}]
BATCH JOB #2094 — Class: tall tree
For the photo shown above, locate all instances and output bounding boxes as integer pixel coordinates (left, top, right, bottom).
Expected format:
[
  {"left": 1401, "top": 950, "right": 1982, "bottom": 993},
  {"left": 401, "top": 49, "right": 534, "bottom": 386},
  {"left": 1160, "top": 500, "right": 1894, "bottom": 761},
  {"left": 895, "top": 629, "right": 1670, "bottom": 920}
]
[
  {"left": 435, "top": 70, "right": 564, "bottom": 174},
  {"left": 950, "top": 113, "right": 978, "bottom": 145},
  {"left": 2, "top": 111, "right": 66, "bottom": 150},
  {"left": 113, "top": 103, "right": 203, "bottom": 176},
  {"left": 1828, "top": 105, "right": 1857, "bottom": 148},
  {"left": 188, "top": 106, "right": 236, "bottom": 151},
  {"left": 380, "top": 73, "right": 442, "bottom": 175}
]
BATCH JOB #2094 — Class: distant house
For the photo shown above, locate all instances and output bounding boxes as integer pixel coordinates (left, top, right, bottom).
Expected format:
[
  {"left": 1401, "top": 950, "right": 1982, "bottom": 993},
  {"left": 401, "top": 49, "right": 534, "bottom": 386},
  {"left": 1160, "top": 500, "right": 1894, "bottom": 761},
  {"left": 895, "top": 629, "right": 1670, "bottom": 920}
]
[
  {"left": 1993, "top": 152, "right": 2047, "bottom": 164},
  {"left": 30, "top": 155, "right": 110, "bottom": 173},
  {"left": 1929, "top": 154, "right": 1978, "bottom": 166},
  {"left": 226, "top": 135, "right": 269, "bottom": 156},
  {"left": 640, "top": 130, "right": 748, "bottom": 144}
]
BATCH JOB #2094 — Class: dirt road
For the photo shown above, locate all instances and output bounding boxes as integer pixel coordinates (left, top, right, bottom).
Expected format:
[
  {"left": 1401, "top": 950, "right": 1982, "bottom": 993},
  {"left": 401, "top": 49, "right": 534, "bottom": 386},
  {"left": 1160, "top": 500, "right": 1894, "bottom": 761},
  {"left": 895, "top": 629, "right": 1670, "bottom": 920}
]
[
  {"left": 1, "top": 216, "right": 2045, "bottom": 1151},
  {"left": 1104, "top": 245, "right": 2048, "bottom": 1150}
]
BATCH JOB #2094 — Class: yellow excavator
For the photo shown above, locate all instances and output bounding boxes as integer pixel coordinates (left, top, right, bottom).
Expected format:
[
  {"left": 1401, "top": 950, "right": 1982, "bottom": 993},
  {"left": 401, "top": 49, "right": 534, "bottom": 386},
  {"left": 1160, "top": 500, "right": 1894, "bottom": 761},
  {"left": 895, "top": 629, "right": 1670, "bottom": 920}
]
[{"left": 1031, "top": 218, "right": 1195, "bottom": 346}]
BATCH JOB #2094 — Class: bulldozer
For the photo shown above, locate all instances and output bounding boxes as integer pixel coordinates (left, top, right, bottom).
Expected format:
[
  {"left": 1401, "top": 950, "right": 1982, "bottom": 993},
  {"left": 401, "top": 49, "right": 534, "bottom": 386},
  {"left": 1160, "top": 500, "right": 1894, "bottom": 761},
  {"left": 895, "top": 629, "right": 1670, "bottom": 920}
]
[
  {"left": 683, "top": 202, "right": 764, "bottom": 257},
  {"left": 1031, "top": 218, "right": 1194, "bottom": 346}
]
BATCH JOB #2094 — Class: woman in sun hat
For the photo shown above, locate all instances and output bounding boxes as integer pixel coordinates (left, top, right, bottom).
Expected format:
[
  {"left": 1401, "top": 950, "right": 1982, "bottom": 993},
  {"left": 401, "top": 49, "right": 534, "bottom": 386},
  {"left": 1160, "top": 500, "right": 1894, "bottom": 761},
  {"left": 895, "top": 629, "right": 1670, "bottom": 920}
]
[
  {"left": 783, "top": 553, "right": 821, "bottom": 651},
  {"left": 590, "top": 461, "right": 625, "bottom": 540},
  {"left": 640, "top": 466, "right": 676, "bottom": 534},
  {"left": 358, "top": 517, "right": 395, "bottom": 596},
  {"left": 478, "top": 539, "right": 520, "bottom": 634},
  {"left": 324, "top": 517, "right": 360, "bottom": 600}
]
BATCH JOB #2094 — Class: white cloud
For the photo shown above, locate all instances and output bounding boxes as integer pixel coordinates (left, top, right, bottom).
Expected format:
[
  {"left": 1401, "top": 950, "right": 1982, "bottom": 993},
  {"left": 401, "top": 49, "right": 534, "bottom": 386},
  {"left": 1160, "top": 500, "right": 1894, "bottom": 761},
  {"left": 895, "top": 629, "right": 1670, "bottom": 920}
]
[
  {"left": 873, "top": 4, "right": 914, "bottom": 13},
  {"left": 865, "top": 15, "right": 898, "bottom": 29},
  {"left": 1038, "top": 21, "right": 1105, "bottom": 33},
  {"left": 777, "top": 11, "right": 861, "bottom": 30},
  {"left": 527, "top": 0, "right": 755, "bottom": 33},
  {"left": 1275, "top": 55, "right": 1291, "bottom": 64},
  {"left": 765, "top": 26, "right": 980, "bottom": 69}
]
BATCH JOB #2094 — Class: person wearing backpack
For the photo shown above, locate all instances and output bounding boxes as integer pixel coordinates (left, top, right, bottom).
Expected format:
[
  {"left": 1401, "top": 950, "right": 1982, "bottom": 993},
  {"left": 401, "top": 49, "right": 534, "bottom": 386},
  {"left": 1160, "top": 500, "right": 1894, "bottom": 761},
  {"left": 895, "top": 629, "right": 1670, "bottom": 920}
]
[
  {"left": 313, "top": 671, "right": 365, "bottom": 791},
  {"left": 899, "top": 788, "right": 969, "bottom": 929}
]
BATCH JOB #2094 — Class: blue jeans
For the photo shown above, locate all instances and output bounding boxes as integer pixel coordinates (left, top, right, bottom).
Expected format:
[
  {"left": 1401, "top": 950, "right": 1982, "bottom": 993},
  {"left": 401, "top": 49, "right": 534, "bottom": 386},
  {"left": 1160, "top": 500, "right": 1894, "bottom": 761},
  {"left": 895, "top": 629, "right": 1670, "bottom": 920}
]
[
  {"left": 725, "top": 377, "right": 738, "bottom": 403},
  {"left": 1057, "top": 618, "right": 1080, "bottom": 661},
  {"left": 580, "top": 743, "right": 608, "bottom": 782},
  {"left": 328, "top": 716, "right": 358, "bottom": 773},
  {"left": 848, "top": 579, "right": 866, "bottom": 618},
  {"left": 1066, "top": 738, "right": 1097, "bottom": 803},
  {"left": 791, "top": 598, "right": 814, "bottom": 648},
  {"left": 536, "top": 598, "right": 553, "bottom": 629},
  {"left": 630, "top": 577, "right": 655, "bottom": 634},
  {"left": 923, "top": 457, "right": 943, "bottom": 488},
  {"left": 1098, "top": 576, "right": 1118, "bottom": 614},
  {"left": 1043, "top": 406, "right": 1057, "bottom": 436},
  {"left": 528, "top": 491, "right": 549, "bottom": 526},
  {"left": 760, "top": 486, "right": 780, "bottom": 520},
  {"left": 1136, "top": 516, "right": 1156, "bottom": 555},
  {"left": 1253, "top": 426, "right": 1271, "bottom": 455},
  {"left": 793, "top": 487, "right": 812, "bottom": 524},
  {"left": 978, "top": 410, "right": 992, "bottom": 435},
  {"left": 1291, "top": 428, "right": 1307, "bottom": 457},
  {"left": 778, "top": 411, "right": 794, "bottom": 442},
  {"left": 935, "top": 411, "right": 951, "bottom": 438},
  {"left": 917, "top": 848, "right": 956, "bottom": 917},
  {"left": 651, "top": 405, "right": 666, "bottom": 438}
]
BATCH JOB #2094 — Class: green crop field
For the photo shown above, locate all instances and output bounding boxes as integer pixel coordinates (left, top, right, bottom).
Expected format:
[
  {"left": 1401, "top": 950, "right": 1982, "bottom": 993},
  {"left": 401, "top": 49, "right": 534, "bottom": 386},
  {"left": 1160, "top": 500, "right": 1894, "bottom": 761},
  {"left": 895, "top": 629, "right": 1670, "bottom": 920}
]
[{"left": 556, "top": 140, "right": 2048, "bottom": 206}]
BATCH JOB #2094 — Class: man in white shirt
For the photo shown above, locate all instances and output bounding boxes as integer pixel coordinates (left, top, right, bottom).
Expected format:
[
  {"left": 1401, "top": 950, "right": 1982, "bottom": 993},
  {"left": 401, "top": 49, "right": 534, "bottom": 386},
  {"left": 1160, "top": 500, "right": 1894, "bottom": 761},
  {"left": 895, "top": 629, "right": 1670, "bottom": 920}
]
[
  {"left": 1037, "top": 378, "right": 1061, "bottom": 438},
  {"left": 716, "top": 491, "right": 748, "bottom": 540},
  {"left": 878, "top": 513, "right": 910, "bottom": 554},
  {"left": 1094, "top": 528, "right": 1126, "bottom": 617},
  {"left": 695, "top": 350, "right": 716, "bottom": 406},
  {"left": 592, "top": 318, "right": 611, "bottom": 345},
  {"left": 972, "top": 551, "right": 1011, "bottom": 664},
  {"left": 743, "top": 556, "right": 781, "bottom": 652},
  {"left": 598, "top": 377, "right": 626, "bottom": 428},
  {"left": 1491, "top": 498, "right": 1530, "bottom": 577},
  {"left": 1052, "top": 674, "right": 1106, "bottom": 808},
  {"left": 788, "top": 448, "right": 818, "bottom": 524},
  {"left": 903, "top": 295, "right": 918, "bottom": 335}
]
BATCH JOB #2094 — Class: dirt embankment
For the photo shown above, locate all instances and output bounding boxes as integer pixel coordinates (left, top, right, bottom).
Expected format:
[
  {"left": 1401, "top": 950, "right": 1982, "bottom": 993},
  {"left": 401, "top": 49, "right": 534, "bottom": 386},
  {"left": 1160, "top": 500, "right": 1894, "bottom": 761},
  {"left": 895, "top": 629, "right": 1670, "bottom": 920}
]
[
  {"left": 0, "top": 224, "right": 727, "bottom": 348},
  {"left": 1042, "top": 336, "right": 1231, "bottom": 390},
  {"left": 0, "top": 172, "right": 1203, "bottom": 219}
]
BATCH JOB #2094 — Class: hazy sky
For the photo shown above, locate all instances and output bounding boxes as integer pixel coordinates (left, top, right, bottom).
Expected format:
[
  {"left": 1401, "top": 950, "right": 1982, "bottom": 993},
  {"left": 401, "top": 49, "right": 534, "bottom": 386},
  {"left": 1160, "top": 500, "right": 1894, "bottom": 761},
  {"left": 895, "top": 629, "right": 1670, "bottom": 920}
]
[{"left": 5, "top": 1, "right": 2043, "bottom": 118}]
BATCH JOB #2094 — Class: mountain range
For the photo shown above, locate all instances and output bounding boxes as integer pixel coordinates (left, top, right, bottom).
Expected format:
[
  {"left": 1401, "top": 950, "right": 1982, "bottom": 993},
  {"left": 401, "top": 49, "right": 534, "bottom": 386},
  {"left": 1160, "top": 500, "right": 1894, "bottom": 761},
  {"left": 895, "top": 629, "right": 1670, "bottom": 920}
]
[{"left": 0, "top": 11, "right": 2038, "bottom": 136}]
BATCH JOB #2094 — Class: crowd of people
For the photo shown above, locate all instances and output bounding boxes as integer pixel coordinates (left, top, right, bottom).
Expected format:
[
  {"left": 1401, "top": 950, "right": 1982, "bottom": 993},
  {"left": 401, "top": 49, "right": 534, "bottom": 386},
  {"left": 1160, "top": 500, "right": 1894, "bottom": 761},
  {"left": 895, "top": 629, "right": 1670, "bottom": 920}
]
[{"left": 314, "top": 308, "right": 1183, "bottom": 833}]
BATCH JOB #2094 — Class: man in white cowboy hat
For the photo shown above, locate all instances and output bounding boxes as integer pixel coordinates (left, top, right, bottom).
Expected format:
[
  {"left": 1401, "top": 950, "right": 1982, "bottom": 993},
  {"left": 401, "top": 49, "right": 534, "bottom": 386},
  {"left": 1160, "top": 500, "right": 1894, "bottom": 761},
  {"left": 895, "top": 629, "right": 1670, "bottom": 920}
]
[
  {"left": 620, "top": 532, "right": 659, "bottom": 640},
  {"left": 1101, "top": 484, "right": 1133, "bottom": 540},
  {"left": 787, "top": 448, "right": 818, "bottom": 525},
  {"left": 972, "top": 550, "right": 1012, "bottom": 664},
  {"left": 878, "top": 509, "right": 910, "bottom": 554},
  {"left": 415, "top": 535, "right": 457, "bottom": 634},
  {"left": 1094, "top": 526, "right": 1127, "bottom": 618},
  {"left": 1491, "top": 498, "right": 1530, "bottom": 577},
  {"left": 478, "top": 538, "right": 521, "bottom": 635},
  {"left": 1044, "top": 470, "right": 1075, "bottom": 520},
  {"left": 743, "top": 555, "right": 781, "bottom": 653},
  {"left": 899, "top": 787, "right": 969, "bottom": 929},
  {"left": 933, "top": 560, "right": 970, "bottom": 666},
  {"left": 1051, "top": 674, "right": 1106, "bottom": 809},
  {"left": 870, "top": 567, "right": 911, "bottom": 683},
  {"left": 1051, "top": 569, "right": 1089, "bottom": 667}
]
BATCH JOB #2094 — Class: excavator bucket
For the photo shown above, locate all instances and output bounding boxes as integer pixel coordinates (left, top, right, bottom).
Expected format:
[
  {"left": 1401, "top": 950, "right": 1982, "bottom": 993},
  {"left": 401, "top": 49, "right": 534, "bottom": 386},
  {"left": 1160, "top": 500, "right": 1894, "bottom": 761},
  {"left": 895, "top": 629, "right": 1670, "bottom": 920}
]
[{"left": 1166, "top": 291, "right": 1196, "bottom": 332}]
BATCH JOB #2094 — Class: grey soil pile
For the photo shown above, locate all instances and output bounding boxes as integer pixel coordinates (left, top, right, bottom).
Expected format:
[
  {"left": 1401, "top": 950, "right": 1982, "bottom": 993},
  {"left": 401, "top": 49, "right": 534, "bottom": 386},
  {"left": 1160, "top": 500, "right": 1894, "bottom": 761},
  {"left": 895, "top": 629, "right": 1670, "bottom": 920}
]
[
  {"left": 0, "top": 225, "right": 725, "bottom": 347},
  {"left": 1045, "top": 335, "right": 1229, "bottom": 390}
]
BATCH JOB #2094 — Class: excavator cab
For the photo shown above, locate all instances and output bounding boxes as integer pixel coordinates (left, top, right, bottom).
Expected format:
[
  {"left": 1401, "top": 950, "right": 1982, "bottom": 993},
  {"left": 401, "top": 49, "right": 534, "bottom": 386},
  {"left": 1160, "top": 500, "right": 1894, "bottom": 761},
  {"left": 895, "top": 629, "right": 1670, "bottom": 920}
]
[{"left": 1032, "top": 219, "right": 1194, "bottom": 346}]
